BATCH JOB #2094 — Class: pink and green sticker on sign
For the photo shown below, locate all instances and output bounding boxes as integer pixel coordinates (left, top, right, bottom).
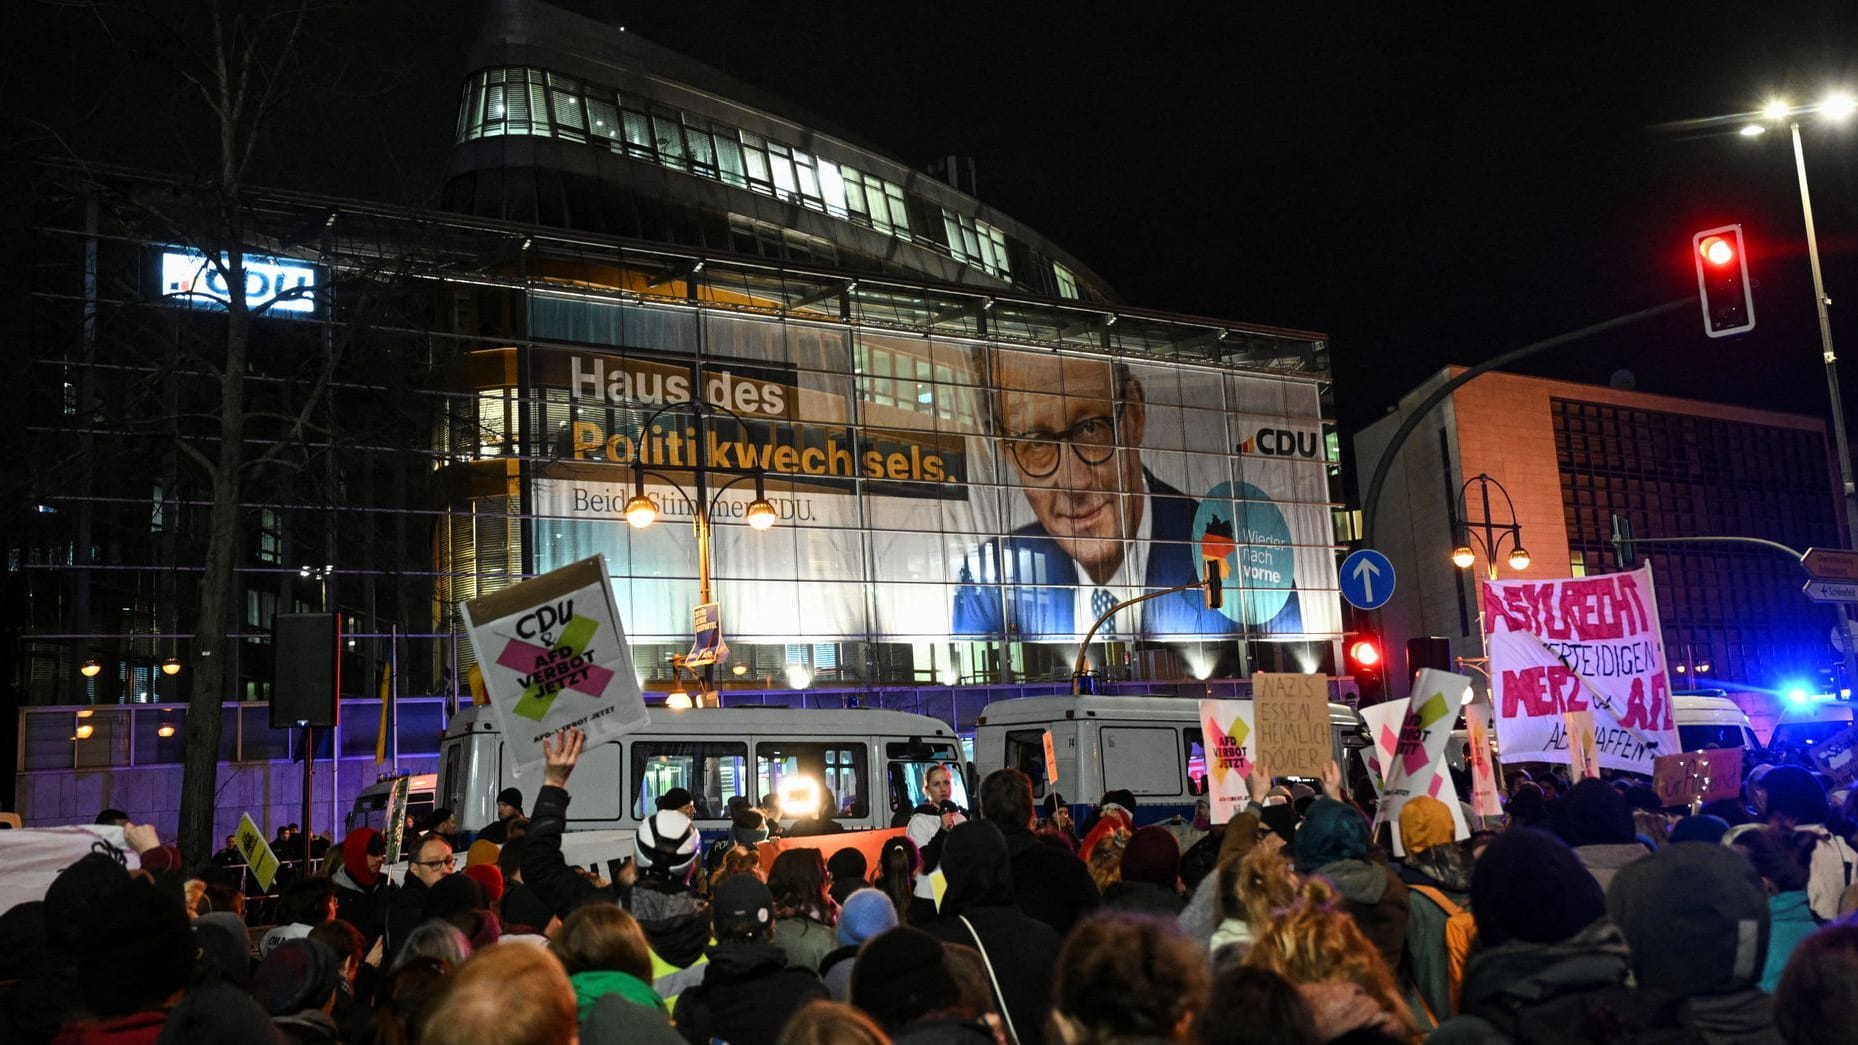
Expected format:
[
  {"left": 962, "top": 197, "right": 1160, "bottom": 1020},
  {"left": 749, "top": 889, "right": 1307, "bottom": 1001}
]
[{"left": 495, "top": 614, "right": 614, "bottom": 720}]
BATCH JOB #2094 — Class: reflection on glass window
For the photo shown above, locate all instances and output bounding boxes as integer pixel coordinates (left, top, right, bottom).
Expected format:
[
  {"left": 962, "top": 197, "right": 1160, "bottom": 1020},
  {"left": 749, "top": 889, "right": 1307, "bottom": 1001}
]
[
  {"left": 631, "top": 741, "right": 749, "bottom": 820},
  {"left": 757, "top": 741, "right": 868, "bottom": 819}
]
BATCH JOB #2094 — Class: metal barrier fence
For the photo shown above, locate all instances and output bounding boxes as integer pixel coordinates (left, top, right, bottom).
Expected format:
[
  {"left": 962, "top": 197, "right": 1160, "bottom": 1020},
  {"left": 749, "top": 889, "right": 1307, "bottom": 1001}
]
[{"left": 16, "top": 697, "right": 451, "bottom": 772}]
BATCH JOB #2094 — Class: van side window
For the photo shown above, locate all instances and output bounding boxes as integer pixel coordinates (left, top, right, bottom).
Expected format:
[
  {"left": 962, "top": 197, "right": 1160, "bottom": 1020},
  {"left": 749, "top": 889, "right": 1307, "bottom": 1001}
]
[
  {"left": 758, "top": 743, "right": 869, "bottom": 820},
  {"left": 631, "top": 742, "right": 748, "bottom": 820},
  {"left": 884, "top": 742, "right": 966, "bottom": 821},
  {"left": 1002, "top": 730, "right": 1051, "bottom": 798},
  {"left": 1101, "top": 727, "right": 1184, "bottom": 796}
]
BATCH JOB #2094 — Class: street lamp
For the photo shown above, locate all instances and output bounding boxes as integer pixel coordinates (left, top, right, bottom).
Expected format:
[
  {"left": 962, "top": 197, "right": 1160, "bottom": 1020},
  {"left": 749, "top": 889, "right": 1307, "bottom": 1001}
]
[
  {"left": 1745, "top": 90, "right": 1858, "bottom": 693},
  {"left": 623, "top": 396, "right": 778, "bottom": 706},
  {"left": 1451, "top": 473, "right": 1530, "bottom": 579}
]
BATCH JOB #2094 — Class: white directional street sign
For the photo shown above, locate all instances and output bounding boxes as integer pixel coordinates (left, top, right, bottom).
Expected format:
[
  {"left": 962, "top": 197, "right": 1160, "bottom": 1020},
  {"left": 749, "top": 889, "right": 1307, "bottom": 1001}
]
[{"left": 1805, "top": 579, "right": 1858, "bottom": 604}]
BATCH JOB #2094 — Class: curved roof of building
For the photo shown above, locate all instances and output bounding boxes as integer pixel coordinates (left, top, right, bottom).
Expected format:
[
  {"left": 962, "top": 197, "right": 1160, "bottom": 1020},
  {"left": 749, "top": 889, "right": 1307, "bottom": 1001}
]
[{"left": 446, "top": 0, "right": 1118, "bottom": 302}]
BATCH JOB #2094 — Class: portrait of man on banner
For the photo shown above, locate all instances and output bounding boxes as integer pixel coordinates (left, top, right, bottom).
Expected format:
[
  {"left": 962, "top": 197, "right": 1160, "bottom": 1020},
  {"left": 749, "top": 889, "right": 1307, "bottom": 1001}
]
[{"left": 951, "top": 348, "right": 1304, "bottom": 641}]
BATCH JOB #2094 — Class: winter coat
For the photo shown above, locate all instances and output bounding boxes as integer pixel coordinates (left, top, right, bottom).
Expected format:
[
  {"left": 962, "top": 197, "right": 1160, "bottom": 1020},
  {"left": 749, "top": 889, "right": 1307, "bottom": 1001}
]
[
  {"left": 1101, "top": 879, "right": 1187, "bottom": 917},
  {"left": 1000, "top": 823, "right": 1100, "bottom": 937},
  {"left": 382, "top": 873, "right": 432, "bottom": 965},
  {"left": 523, "top": 784, "right": 712, "bottom": 1006},
  {"left": 820, "top": 944, "right": 858, "bottom": 1001},
  {"left": 330, "top": 864, "right": 391, "bottom": 947},
  {"left": 1177, "top": 870, "right": 1221, "bottom": 947},
  {"left": 1793, "top": 822, "right": 1858, "bottom": 921},
  {"left": 1571, "top": 842, "right": 1651, "bottom": 895},
  {"left": 923, "top": 904, "right": 1062, "bottom": 1045},
  {"left": 1316, "top": 858, "right": 1411, "bottom": 976},
  {"left": 48, "top": 1011, "right": 168, "bottom": 1045},
  {"left": 1207, "top": 917, "right": 1254, "bottom": 961},
  {"left": 1592, "top": 988, "right": 1783, "bottom": 1045},
  {"left": 671, "top": 942, "right": 827, "bottom": 1045},
  {"left": 1760, "top": 891, "right": 1816, "bottom": 994},
  {"left": 580, "top": 992, "right": 685, "bottom": 1045},
  {"left": 907, "top": 806, "right": 962, "bottom": 901},
  {"left": 569, "top": 969, "right": 665, "bottom": 1022},
  {"left": 893, "top": 1017, "right": 1000, "bottom": 1044},
  {"left": 1429, "top": 919, "right": 1632, "bottom": 1045},
  {"left": 1399, "top": 849, "right": 1472, "bottom": 1018},
  {"left": 773, "top": 915, "right": 836, "bottom": 973}
]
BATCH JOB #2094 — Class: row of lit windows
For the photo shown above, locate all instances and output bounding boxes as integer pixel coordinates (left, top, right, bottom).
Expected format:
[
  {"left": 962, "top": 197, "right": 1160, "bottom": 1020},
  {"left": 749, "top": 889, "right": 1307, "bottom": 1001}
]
[{"left": 456, "top": 66, "right": 1050, "bottom": 289}]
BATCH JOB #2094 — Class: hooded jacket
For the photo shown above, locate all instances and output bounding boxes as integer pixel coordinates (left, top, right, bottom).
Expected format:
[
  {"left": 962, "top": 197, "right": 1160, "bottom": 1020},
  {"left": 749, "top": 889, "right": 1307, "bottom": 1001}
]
[
  {"left": 921, "top": 821, "right": 1063, "bottom": 1045},
  {"left": 331, "top": 830, "right": 391, "bottom": 947},
  {"left": 1296, "top": 798, "right": 1409, "bottom": 974},
  {"left": 671, "top": 941, "right": 826, "bottom": 1045},
  {"left": 1429, "top": 919, "right": 1634, "bottom": 1044},
  {"left": 998, "top": 822, "right": 1100, "bottom": 937}
]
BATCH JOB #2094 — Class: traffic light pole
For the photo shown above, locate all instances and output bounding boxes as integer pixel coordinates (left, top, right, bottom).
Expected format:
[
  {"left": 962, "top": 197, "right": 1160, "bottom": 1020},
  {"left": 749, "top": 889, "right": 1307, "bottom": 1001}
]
[
  {"left": 1359, "top": 299, "right": 1690, "bottom": 547},
  {"left": 1071, "top": 567, "right": 1222, "bottom": 695},
  {"left": 1616, "top": 530, "right": 1858, "bottom": 693}
]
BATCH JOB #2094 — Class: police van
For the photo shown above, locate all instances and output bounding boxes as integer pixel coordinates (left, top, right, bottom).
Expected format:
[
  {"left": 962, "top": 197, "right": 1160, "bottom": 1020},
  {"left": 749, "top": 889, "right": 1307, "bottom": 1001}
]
[
  {"left": 972, "top": 694, "right": 1370, "bottom": 822},
  {"left": 401, "top": 702, "right": 964, "bottom": 871}
]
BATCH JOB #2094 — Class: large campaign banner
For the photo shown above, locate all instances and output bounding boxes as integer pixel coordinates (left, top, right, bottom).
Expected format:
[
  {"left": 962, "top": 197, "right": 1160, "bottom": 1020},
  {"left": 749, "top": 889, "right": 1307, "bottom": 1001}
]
[
  {"left": 523, "top": 314, "right": 1341, "bottom": 650},
  {"left": 1481, "top": 565, "right": 1680, "bottom": 774},
  {"left": 462, "top": 555, "right": 650, "bottom": 780}
]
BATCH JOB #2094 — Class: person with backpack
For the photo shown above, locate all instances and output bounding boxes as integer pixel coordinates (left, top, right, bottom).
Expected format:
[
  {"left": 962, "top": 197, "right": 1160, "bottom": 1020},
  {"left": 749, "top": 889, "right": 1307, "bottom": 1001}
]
[
  {"left": 1395, "top": 795, "right": 1475, "bottom": 1020},
  {"left": 1430, "top": 829, "right": 1631, "bottom": 1044},
  {"left": 1761, "top": 765, "right": 1856, "bottom": 921}
]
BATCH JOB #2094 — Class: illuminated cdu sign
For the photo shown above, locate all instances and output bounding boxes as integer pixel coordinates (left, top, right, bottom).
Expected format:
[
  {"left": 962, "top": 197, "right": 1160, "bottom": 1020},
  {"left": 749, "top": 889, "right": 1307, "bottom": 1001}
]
[{"left": 160, "top": 247, "right": 317, "bottom": 315}]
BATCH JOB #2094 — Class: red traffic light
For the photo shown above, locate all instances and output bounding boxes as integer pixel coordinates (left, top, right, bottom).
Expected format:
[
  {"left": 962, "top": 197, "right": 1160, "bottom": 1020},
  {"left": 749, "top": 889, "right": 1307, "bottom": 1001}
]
[
  {"left": 1349, "top": 639, "right": 1382, "bottom": 668},
  {"left": 1698, "top": 235, "right": 1736, "bottom": 267},
  {"left": 1692, "top": 224, "right": 1755, "bottom": 338}
]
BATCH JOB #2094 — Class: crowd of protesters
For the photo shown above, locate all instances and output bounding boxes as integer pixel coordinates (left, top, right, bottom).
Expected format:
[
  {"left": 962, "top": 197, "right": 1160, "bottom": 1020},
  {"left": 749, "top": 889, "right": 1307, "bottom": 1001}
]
[{"left": 10, "top": 726, "right": 1858, "bottom": 1044}]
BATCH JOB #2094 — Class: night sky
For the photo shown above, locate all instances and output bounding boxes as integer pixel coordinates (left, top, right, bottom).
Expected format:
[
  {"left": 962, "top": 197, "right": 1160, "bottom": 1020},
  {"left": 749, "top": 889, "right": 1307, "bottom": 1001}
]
[
  {"left": 615, "top": 3, "right": 1858, "bottom": 454},
  {"left": 10, "top": 1, "right": 1858, "bottom": 467}
]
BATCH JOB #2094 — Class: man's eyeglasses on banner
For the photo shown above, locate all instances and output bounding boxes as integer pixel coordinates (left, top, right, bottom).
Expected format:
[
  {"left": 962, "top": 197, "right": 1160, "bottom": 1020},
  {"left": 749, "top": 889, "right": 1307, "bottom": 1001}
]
[{"left": 1003, "top": 404, "right": 1126, "bottom": 479}]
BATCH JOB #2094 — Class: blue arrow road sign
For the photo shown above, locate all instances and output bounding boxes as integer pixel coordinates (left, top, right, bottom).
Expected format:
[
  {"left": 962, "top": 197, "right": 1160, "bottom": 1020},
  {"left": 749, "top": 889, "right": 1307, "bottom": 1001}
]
[{"left": 1339, "top": 549, "right": 1396, "bottom": 611}]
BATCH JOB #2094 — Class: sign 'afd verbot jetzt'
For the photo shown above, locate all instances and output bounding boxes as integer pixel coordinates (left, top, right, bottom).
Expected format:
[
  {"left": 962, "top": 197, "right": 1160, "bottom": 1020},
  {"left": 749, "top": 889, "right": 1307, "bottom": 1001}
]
[
  {"left": 1373, "top": 668, "right": 1473, "bottom": 856},
  {"left": 462, "top": 555, "right": 650, "bottom": 781},
  {"left": 1198, "top": 700, "right": 1257, "bottom": 825},
  {"left": 1481, "top": 564, "right": 1680, "bottom": 774}
]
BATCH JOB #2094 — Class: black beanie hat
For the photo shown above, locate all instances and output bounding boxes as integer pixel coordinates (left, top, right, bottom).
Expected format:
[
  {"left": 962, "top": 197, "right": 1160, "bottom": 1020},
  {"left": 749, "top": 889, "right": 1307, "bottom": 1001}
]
[
  {"left": 496, "top": 787, "right": 524, "bottom": 812},
  {"left": 157, "top": 980, "right": 281, "bottom": 1045},
  {"left": 78, "top": 876, "right": 195, "bottom": 1016},
  {"left": 251, "top": 937, "right": 341, "bottom": 1016},
  {"left": 1259, "top": 803, "right": 1299, "bottom": 845},
  {"left": 827, "top": 846, "right": 869, "bottom": 881},
  {"left": 426, "top": 871, "right": 488, "bottom": 923},
  {"left": 46, "top": 852, "right": 131, "bottom": 948},
  {"left": 1100, "top": 789, "right": 1137, "bottom": 812},
  {"left": 657, "top": 787, "right": 695, "bottom": 811},
  {"left": 1470, "top": 828, "right": 1607, "bottom": 946},
  {"left": 1608, "top": 841, "right": 1770, "bottom": 995},
  {"left": 1552, "top": 778, "right": 1638, "bottom": 847},
  {"left": 500, "top": 884, "right": 553, "bottom": 934},
  {"left": 851, "top": 926, "right": 961, "bottom": 1031}
]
